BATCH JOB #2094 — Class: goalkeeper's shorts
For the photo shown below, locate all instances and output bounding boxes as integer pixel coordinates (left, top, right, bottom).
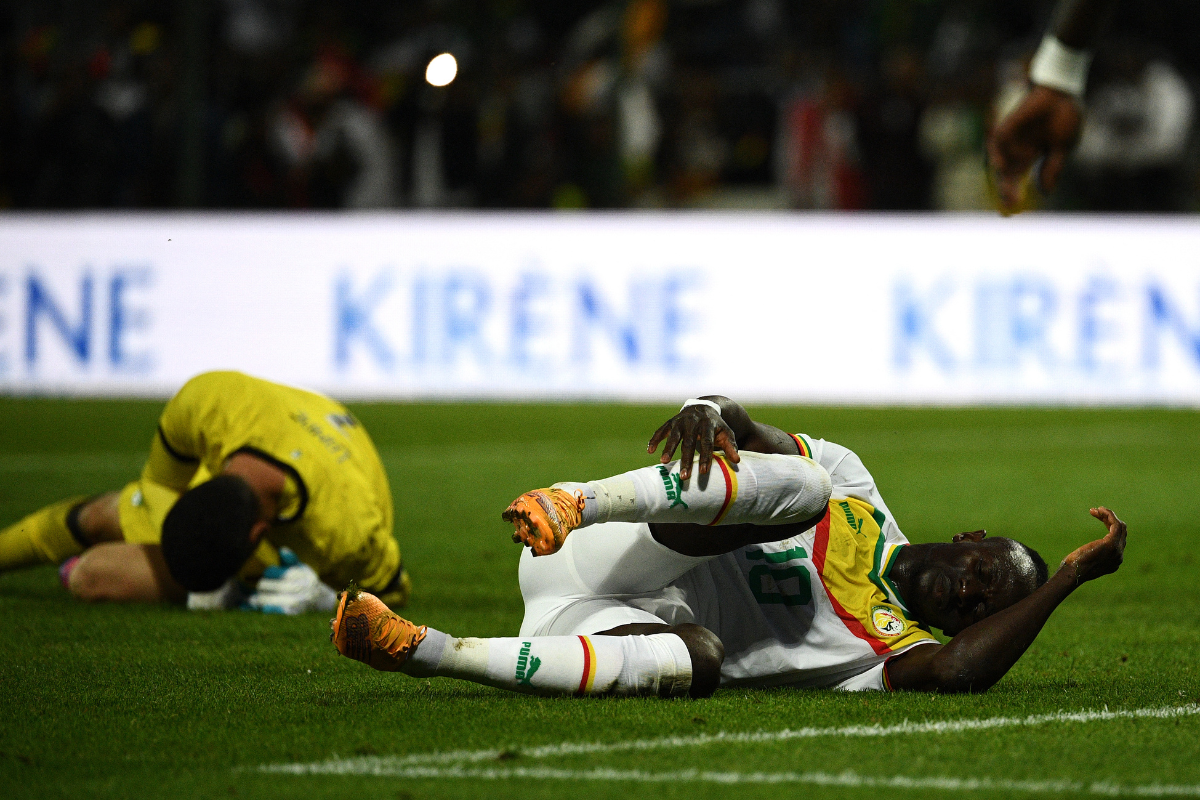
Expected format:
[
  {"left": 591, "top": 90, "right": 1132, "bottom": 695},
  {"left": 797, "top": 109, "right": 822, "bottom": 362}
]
[{"left": 117, "top": 475, "right": 193, "bottom": 545}]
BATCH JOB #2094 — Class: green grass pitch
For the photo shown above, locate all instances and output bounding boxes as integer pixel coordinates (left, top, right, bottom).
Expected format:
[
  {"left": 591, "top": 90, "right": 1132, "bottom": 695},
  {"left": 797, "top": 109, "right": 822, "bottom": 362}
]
[{"left": 1, "top": 398, "right": 1198, "bottom": 799}]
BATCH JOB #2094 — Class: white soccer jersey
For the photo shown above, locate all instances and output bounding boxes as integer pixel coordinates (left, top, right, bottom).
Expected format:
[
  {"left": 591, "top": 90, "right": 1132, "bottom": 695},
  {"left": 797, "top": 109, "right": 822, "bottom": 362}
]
[
  {"left": 518, "top": 434, "right": 938, "bottom": 691},
  {"left": 674, "top": 434, "right": 935, "bottom": 689}
]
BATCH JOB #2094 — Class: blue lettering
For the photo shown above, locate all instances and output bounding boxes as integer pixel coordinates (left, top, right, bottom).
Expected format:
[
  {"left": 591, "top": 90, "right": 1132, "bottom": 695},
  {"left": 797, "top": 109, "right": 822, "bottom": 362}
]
[
  {"left": 335, "top": 272, "right": 395, "bottom": 370},
  {"left": 660, "top": 273, "right": 697, "bottom": 370},
  {"left": 973, "top": 278, "right": 1056, "bottom": 368},
  {"left": 441, "top": 272, "right": 491, "bottom": 364},
  {"left": 109, "top": 268, "right": 153, "bottom": 371},
  {"left": 574, "top": 281, "right": 639, "bottom": 364},
  {"left": 973, "top": 281, "right": 1010, "bottom": 367},
  {"left": 1077, "top": 276, "right": 1119, "bottom": 373},
  {"left": 893, "top": 280, "right": 955, "bottom": 371},
  {"left": 26, "top": 273, "right": 92, "bottom": 366},
  {"left": 1009, "top": 277, "right": 1057, "bottom": 366},
  {"left": 1143, "top": 284, "right": 1200, "bottom": 368},
  {"left": 510, "top": 272, "right": 551, "bottom": 368},
  {"left": 412, "top": 276, "right": 429, "bottom": 365}
]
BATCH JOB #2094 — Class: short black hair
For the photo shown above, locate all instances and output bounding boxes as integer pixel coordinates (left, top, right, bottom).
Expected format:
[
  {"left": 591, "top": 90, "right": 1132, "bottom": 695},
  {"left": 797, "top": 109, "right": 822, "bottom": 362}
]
[
  {"left": 161, "top": 475, "right": 261, "bottom": 592},
  {"left": 1019, "top": 541, "right": 1050, "bottom": 589}
]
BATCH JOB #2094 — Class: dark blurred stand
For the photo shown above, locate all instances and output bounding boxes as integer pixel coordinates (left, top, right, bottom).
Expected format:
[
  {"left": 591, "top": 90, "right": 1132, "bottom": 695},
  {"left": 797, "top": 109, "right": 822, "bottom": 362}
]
[{"left": 0, "top": 0, "right": 1196, "bottom": 212}]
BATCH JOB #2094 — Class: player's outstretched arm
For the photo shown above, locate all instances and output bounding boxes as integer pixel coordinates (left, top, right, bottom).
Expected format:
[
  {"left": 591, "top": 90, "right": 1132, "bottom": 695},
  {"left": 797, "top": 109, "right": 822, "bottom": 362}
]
[
  {"left": 988, "top": 86, "right": 1082, "bottom": 209},
  {"left": 886, "top": 507, "right": 1127, "bottom": 693},
  {"left": 648, "top": 396, "right": 800, "bottom": 480},
  {"left": 987, "top": 0, "right": 1119, "bottom": 211}
]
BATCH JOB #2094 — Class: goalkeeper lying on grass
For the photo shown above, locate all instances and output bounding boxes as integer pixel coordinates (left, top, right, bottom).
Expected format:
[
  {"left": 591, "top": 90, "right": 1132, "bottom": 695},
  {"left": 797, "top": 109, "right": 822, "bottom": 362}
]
[
  {"left": 332, "top": 397, "right": 1126, "bottom": 696},
  {"left": 0, "top": 371, "right": 409, "bottom": 614}
]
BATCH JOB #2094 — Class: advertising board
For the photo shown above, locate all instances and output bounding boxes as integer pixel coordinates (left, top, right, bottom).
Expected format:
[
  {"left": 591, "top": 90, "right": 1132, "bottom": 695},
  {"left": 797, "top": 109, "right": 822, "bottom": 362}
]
[{"left": 3, "top": 213, "right": 1199, "bottom": 404}]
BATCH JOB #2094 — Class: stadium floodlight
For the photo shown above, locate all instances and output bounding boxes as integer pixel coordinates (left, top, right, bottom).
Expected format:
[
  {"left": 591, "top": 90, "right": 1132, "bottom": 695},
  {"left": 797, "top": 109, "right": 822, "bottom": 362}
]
[{"left": 425, "top": 53, "right": 458, "bottom": 87}]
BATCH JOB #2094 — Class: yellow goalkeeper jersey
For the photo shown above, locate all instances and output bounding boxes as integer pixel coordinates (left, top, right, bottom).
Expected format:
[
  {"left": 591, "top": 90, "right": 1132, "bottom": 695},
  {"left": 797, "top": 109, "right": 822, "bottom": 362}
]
[{"left": 138, "top": 371, "right": 399, "bottom": 592}]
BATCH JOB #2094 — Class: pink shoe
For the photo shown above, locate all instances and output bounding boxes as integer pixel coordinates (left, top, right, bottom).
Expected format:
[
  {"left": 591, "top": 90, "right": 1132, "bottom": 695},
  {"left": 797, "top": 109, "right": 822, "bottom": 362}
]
[{"left": 59, "top": 556, "right": 80, "bottom": 588}]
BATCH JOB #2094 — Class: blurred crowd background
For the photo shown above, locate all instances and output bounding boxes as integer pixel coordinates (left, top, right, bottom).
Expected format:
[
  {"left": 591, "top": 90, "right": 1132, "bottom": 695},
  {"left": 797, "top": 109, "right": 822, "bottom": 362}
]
[{"left": 1, "top": 0, "right": 1197, "bottom": 212}]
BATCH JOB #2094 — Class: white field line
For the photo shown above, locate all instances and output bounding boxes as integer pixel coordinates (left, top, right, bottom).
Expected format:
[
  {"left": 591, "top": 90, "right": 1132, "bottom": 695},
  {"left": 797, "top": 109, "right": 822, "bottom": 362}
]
[
  {"left": 259, "top": 703, "right": 1200, "bottom": 773},
  {"left": 259, "top": 765, "right": 1200, "bottom": 796}
]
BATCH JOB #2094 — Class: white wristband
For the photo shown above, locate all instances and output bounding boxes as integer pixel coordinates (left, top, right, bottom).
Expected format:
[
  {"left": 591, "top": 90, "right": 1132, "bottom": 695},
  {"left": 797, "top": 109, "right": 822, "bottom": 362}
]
[
  {"left": 1029, "top": 35, "right": 1092, "bottom": 98},
  {"left": 681, "top": 398, "right": 722, "bottom": 414}
]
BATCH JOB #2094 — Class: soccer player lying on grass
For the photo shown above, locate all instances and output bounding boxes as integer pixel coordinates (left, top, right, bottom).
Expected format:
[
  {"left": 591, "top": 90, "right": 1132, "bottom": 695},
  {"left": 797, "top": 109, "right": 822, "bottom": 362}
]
[
  {"left": 0, "top": 371, "right": 409, "bottom": 614},
  {"left": 332, "top": 397, "right": 1126, "bottom": 696}
]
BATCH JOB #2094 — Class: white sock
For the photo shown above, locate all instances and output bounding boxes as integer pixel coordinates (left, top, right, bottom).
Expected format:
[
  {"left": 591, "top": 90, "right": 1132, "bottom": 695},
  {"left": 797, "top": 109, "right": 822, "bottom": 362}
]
[
  {"left": 557, "top": 451, "right": 830, "bottom": 529},
  {"left": 402, "top": 628, "right": 693, "bottom": 697}
]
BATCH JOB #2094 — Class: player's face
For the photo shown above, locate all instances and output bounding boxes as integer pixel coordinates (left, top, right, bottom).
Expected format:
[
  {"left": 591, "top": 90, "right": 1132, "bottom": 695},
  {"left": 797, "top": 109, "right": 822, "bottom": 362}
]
[{"left": 907, "top": 538, "right": 1038, "bottom": 636}]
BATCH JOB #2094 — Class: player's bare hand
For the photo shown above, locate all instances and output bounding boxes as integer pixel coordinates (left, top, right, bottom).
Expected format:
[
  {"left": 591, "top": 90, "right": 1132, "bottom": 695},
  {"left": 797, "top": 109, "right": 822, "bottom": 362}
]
[
  {"left": 987, "top": 84, "right": 1082, "bottom": 211},
  {"left": 647, "top": 403, "right": 739, "bottom": 480},
  {"left": 1059, "top": 506, "right": 1127, "bottom": 585}
]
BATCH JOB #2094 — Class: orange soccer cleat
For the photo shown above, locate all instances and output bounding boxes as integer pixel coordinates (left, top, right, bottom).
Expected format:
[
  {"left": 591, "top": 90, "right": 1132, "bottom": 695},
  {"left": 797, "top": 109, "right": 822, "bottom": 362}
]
[
  {"left": 502, "top": 488, "right": 585, "bottom": 556},
  {"left": 330, "top": 584, "right": 426, "bottom": 672}
]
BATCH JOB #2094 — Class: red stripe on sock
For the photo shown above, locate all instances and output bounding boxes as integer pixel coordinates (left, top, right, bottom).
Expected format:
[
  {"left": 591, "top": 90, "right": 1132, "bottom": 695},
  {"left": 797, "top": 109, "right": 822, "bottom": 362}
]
[{"left": 709, "top": 456, "right": 734, "bottom": 525}]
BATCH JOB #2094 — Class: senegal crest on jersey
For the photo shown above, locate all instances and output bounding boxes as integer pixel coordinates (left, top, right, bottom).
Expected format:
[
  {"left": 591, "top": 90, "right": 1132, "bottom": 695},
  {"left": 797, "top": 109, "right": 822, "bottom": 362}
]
[
  {"left": 870, "top": 605, "right": 906, "bottom": 637},
  {"left": 812, "top": 496, "right": 933, "bottom": 655}
]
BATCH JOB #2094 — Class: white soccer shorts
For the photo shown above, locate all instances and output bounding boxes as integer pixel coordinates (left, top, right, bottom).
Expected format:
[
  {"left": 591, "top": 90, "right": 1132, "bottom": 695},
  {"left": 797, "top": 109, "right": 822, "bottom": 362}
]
[{"left": 518, "top": 520, "right": 711, "bottom": 638}]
